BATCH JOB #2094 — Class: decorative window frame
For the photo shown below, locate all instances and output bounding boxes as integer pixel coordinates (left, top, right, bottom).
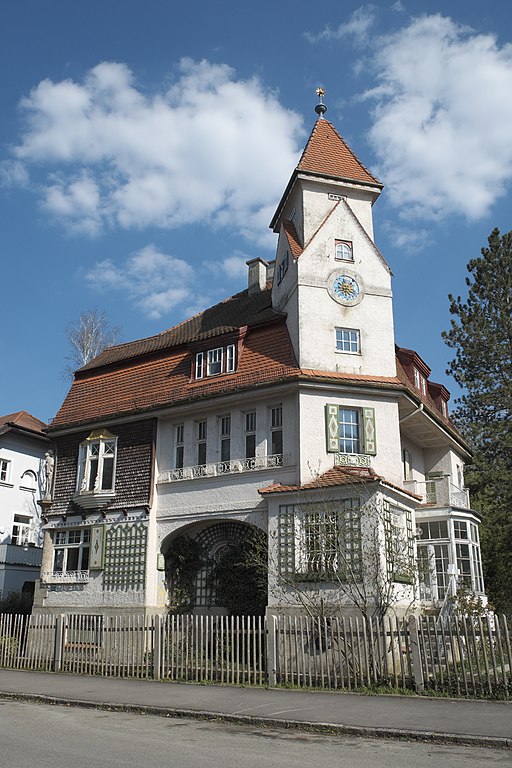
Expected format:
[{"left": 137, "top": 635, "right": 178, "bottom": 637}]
[
  {"left": 325, "top": 404, "right": 376, "bottom": 456},
  {"left": 74, "top": 429, "right": 118, "bottom": 509}
]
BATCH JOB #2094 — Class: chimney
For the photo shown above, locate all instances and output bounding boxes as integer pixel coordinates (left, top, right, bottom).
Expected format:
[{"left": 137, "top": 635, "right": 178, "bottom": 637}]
[{"left": 246, "top": 258, "right": 268, "bottom": 295}]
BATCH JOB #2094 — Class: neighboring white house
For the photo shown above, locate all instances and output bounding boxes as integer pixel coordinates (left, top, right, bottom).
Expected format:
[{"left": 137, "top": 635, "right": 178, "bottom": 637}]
[
  {"left": 33, "top": 105, "right": 484, "bottom": 619},
  {"left": 0, "top": 411, "right": 48, "bottom": 600}
]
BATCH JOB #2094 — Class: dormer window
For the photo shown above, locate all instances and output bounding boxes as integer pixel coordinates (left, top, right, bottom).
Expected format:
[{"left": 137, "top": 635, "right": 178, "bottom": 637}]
[
  {"left": 413, "top": 367, "right": 427, "bottom": 396},
  {"left": 335, "top": 240, "right": 353, "bottom": 261},
  {"left": 195, "top": 344, "right": 236, "bottom": 379}
]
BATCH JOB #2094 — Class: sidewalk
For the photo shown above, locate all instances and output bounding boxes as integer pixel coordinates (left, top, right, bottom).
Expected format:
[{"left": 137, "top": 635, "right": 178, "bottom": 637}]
[{"left": 0, "top": 669, "right": 510, "bottom": 749}]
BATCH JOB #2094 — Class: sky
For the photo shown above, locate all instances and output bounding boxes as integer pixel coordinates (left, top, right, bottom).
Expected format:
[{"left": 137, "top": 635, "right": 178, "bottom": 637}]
[{"left": 2, "top": 1, "right": 512, "bottom": 424}]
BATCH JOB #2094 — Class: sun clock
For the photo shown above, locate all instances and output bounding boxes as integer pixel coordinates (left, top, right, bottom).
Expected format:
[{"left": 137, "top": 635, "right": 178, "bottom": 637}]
[{"left": 327, "top": 271, "right": 364, "bottom": 306}]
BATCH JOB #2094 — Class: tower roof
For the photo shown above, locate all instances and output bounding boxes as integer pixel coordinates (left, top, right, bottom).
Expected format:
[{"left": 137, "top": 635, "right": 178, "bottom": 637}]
[
  {"left": 298, "top": 118, "right": 382, "bottom": 187},
  {"left": 271, "top": 118, "right": 382, "bottom": 232}
]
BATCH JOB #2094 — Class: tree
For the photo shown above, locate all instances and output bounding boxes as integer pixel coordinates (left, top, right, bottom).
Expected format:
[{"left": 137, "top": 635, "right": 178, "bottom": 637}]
[
  {"left": 64, "top": 309, "right": 121, "bottom": 378},
  {"left": 443, "top": 227, "right": 512, "bottom": 614}
]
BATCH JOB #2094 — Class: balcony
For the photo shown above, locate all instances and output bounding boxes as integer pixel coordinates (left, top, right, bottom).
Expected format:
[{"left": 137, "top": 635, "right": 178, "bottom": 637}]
[
  {"left": 403, "top": 475, "right": 470, "bottom": 509},
  {"left": 41, "top": 570, "right": 90, "bottom": 585},
  {"left": 158, "top": 454, "right": 284, "bottom": 484}
]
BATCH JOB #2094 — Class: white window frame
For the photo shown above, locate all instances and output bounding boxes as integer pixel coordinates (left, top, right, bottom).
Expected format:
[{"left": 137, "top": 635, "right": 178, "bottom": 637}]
[
  {"left": 270, "top": 405, "right": 283, "bottom": 456},
  {"left": 12, "top": 514, "right": 32, "bottom": 546},
  {"left": 53, "top": 528, "right": 90, "bottom": 574},
  {"left": 335, "top": 239, "right": 353, "bottom": 261},
  {"left": 76, "top": 433, "right": 118, "bottom": 494},
  {"left": 0, "top": 459, "right": 11, "bottom": 484},
  {"left": 207, "top": 347, "right": 223, "bottom": 376},
  {"left": 338, "top": 408, "right": 361, "bottom": 454},
  {"left": 226, "top": 344, "right": 235, "bottom": 373},
  {"left": 196, "top": 420, "right": 207, "bottom": 465},
  {"left": 174, "top": 424, "right": 184, "bottom": 469},
  {"left": 335, "top": 327, "right": 360, "bottom": 354}
]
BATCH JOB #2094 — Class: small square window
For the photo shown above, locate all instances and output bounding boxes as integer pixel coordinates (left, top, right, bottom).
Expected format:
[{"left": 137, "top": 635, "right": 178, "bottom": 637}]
[
  {"left": 335, "top": 240, "right": 353, "bottom": 261},
  {"left": 335, "top": 328, "right": 360, "bottom": 354}
]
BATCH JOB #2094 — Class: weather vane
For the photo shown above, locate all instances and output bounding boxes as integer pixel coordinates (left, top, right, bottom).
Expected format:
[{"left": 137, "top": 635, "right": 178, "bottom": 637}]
[{"left": 315, "top": 87, "right": 327, "bottom": 118}]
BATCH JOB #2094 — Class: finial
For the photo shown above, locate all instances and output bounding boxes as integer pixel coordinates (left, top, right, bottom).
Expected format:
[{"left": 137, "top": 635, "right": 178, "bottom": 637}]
[{"left": 315, "top": 87, "right": 327, "bottom": 118}]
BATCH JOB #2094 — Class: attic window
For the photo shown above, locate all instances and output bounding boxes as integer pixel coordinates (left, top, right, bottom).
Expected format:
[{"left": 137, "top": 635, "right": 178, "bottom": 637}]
[
  {"left": 195, "top": 344, "right": 236, "bottom": 380},
  {"left": 413, "top": 367, "right": 427, "bottom": 396},
  {"left": 335, "top": 240, "right": 353, "bottom": 261}
]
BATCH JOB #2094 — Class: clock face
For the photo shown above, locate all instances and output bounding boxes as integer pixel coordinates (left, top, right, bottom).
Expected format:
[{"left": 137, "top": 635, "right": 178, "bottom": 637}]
[{"left": 332, "top": 275, "right": 360, "bottom": 301}]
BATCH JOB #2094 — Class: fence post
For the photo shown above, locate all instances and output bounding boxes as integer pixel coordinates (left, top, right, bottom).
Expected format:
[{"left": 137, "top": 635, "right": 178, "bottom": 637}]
[
  {"left": 153, "top": 614, "right": 161, "bottom": 680},
  {"left": 266, "top": 612, "right": 278, "bottom": 687},
  {"left": 408, "top": 615, "right": 424, "bottom": 692},
  {"left": 53, "top": 614, "right": 66, "bottom": 673}
]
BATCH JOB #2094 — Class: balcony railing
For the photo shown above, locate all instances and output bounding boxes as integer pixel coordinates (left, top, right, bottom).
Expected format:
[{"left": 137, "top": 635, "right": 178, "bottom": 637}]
[
  {"left": 403, "top": 475, "right": 470, "bottom": 509},
  {"left": 158, "top": 454, "right": 284, "bottom": 484},
  {"left": 41, "top": 570, "right": 90, "bottom": 584}
]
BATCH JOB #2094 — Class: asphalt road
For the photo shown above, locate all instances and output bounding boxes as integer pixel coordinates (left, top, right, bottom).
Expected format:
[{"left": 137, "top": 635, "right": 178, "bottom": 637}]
[{"left": 0, "top": 700, "right": 509, "bottom": 768}]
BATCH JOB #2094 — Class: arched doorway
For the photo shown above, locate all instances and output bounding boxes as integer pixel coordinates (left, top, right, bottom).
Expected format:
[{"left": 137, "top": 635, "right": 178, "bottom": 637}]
[{"left": 164, "top": 521, "right": 267, "bottom": 615}]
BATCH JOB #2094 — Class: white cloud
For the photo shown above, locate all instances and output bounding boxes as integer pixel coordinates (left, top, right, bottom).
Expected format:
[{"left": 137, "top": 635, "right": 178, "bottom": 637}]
[
  {"left": 85, "top": 244, "right": 196, "bottom": 319},
  {"left": 12, "top": 59, "right": 303, "bottom": 244},
  {"left": 0, "top": 159, "right": 29, "bottom": 187},
  {"left": 306, "top": 6, "right": 377, "bottom": 46},
  {"left": 205, "top": 250, "right": 250, "bottom": 281},
  {"left": 361, "top": 15, "right": 512, "bottom": 221}
]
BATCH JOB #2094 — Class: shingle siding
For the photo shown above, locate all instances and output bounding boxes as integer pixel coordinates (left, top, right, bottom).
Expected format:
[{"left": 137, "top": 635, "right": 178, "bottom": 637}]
[{"left": 49, "top": 419, "right": 156, "bottom": 515}]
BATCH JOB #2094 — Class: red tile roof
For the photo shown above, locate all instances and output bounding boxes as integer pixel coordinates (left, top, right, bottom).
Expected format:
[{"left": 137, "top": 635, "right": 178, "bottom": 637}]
[
  {"left": 282, "top": 220, "right": 303, "bottom": 259},
  {"left": 259, "top": 465, "right": 421, "bottom": 501},
  {"left": 297, "top": 119, "right": 382, "bottom": 188},
  {"left": 0, "top": 410, "right": 47, "bottom": 435}
]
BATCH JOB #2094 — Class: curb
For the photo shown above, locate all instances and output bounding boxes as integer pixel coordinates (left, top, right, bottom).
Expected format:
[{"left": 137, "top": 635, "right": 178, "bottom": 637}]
[{"left": 1, "top": 691, "right": 510, "bottom": 750}]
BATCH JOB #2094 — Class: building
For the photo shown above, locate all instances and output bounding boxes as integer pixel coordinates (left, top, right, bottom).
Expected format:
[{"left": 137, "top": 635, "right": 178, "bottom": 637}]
[
  {"left": 0, "top": 411, "right": 48, "bottom": 600},
  {"left": 33, "top": 105, "right": 484, "bottom": 618}
]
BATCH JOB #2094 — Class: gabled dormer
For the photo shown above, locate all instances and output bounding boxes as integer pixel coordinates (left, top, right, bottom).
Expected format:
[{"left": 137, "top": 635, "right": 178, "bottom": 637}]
[{"left": 269, "top": 101, "right": 396, "bottom": 378}]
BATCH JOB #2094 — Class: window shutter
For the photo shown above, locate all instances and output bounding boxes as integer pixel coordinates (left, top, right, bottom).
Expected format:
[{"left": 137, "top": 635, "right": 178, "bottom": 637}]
[
  {"left": 325, "top": 404, "right": 339, "bottom": 453},
  {"left": 89, "top": 525, "right": 105, "bottom": 569},
  {"left": 362, "top": 407, "right": 377, "bottom": 455}
]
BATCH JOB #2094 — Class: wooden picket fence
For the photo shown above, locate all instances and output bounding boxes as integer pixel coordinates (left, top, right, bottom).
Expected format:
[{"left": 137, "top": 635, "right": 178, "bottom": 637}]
[{"left": 0, "top": 611, "right": 510, "bottom": 698}]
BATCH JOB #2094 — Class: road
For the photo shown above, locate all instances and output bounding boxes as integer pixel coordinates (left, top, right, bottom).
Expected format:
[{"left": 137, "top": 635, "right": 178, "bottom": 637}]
[{"left": 0, "top": 700, "right": 509, "bottom": 768}]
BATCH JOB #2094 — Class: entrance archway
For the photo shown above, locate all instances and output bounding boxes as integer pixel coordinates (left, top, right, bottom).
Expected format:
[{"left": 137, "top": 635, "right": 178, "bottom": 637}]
[{"left": 164, "top": 521, "right": 267, "bottom": 615}]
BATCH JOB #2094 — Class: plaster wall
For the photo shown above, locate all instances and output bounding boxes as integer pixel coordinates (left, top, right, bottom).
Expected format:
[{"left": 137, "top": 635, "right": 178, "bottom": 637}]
[
  {"left": 298, "top": 389, "right": 403, "bottom": 486},
  {"left": 0, "top": 432, "right": 46, "bottom": 546}
]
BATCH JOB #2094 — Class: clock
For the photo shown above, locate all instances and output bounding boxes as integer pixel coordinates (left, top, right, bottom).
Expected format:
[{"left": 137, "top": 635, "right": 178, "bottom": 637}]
[{"left": 327, "top": 271, "right": 364, "bottom": 306}]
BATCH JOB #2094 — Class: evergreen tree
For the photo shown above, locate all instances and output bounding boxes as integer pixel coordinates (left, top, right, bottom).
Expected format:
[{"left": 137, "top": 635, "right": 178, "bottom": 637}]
[{"left": 443, "top": 227, "right": 512, "bottom": 615}]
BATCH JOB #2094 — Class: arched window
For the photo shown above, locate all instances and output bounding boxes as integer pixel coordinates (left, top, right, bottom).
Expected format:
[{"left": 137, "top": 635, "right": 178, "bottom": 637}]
[{"left": 20, "top": 469, "right": 37, "bottom": 491}]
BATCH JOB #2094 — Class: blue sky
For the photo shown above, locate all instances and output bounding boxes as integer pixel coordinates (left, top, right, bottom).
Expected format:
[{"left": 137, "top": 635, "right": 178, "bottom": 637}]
[{"left": 2, "top": 1, "right": 512, "bottom": 424}]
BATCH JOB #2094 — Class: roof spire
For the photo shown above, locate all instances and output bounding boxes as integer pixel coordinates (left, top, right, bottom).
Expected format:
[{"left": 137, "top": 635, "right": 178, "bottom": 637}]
[{"left": 315, "top": 87, "right": 327, "bottom": 118}]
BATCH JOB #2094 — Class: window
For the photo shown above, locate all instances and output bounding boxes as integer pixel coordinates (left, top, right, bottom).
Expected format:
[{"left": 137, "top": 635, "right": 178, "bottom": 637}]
[
  {"left": 12, "top": 514, "right": 31, "bottom": 545},
  {"left": 335, "top": 240, "right": 353, "bottom": 261},
  {"left": 219, "top": 416, "right": 231, "bottom": 464},
  {"left": 77, "top": 431, "right": 117, "bottom": 494},
  {"left": 277, "top": 250, "right": 289, "bottom": 284},
  {"left": 418, "top": 520, "right": 449, "bottom": 540},
  {"left": 53, "top": 528, "right": 90, "bottom": 574},
  {"left": 418, "top": 542, "right": 450, "bottom": 601},
  {"left": 196, "top": 421, "right": 207, "bottom": 466},
  {"left": 195, "top": 344, "right": 236, "bottom": 379},
  {"left": 175, "top": 425, "right": 184, "bottom": 469},
  {"left": 454, "top": 519, "right": 484, "bottom": 593},
  {"left": 245, "top": 411, "right": 256, "bottom": 459},
  {"left": 335, "top": 328, "right": 360, "bottom": 354},
  {"left": 325, "top": 404, "right": 376, "bottom": 456},
  {"left": 0, "top": 459, "right": 10, "bottom": 483},
  {"left": 402, "top": 448, "right": 413, "bottom": 481},
  {"left": 413, "top": 367, "right": 427, "bottom": 396},
  {"left": 207, "top": 347, "right": 223, "bottom": 376},
  {"left": 270, "top": 405, "right": 283, "bottom": 456},
  {"left": 278, "top": 500, "right": 361, "bottom": 580}
]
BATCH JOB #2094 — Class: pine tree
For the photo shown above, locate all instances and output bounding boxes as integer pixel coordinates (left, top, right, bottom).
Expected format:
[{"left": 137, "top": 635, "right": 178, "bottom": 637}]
[{"left": 443, "top": 228, "right": 512, "bottom": 614}]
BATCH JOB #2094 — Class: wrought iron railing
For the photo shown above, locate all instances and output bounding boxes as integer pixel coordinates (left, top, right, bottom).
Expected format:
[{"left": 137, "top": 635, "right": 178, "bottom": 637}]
[{"left": 157, "top": 454, "right": 284, "bottom": 483}]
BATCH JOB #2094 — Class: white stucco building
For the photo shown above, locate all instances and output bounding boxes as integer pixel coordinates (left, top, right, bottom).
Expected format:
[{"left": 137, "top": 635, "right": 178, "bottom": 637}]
[
  {"left": 34, "top": 107, "right": 484, "bottom": 619},
  {"left": 0, "top": 411, "right": 48, "bottom": 600}
]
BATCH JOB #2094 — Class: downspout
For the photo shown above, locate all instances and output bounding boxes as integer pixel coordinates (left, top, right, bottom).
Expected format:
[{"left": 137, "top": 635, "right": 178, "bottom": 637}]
[{"left": 399, "top": 402, "right": 424, "bottom": 424}]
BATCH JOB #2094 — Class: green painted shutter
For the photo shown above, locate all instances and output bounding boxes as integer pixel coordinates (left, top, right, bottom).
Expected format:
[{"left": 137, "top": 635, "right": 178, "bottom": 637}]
[
  {"left": 362, "top": 407, "right": 377, "bottom": 455},
  {"left": 325, "top": 404, "right": 339, "bottom": 453},
  {"left": 89, "top": 524, "right": 105, "bottom": 569}
]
